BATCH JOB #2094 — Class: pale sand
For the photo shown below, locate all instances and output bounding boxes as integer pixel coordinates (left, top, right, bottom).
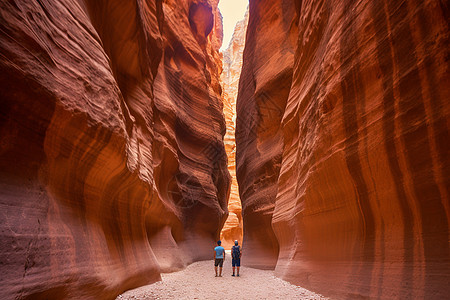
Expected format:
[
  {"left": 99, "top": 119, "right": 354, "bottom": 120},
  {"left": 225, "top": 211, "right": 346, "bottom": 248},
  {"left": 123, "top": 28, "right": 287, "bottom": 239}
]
[{"left": 116, "top": 253, "right": 328, "bottom": 300}]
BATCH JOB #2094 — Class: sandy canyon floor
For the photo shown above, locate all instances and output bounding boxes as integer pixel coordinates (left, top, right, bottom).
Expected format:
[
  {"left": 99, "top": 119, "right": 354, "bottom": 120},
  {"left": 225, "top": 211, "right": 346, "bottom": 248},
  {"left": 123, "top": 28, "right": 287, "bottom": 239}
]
[{"left": 116, "top": 253, "right": 328, "bottom": 299}]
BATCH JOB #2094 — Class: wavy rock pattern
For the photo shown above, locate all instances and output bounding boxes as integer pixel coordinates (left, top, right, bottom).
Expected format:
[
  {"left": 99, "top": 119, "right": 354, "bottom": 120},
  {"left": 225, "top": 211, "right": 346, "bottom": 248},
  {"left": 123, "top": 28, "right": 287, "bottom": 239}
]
[
  {"left": 236, "top": 0, "right": 298, "bottom": 269},
  {"left": 0, "top": 0, "right": 228, "bottom": 299},
  {"left": 236, "top": 0, "right": 450, "bottom": 298},
  {"left": 219, "top": 11, "right": 248, "bottom": 249}
]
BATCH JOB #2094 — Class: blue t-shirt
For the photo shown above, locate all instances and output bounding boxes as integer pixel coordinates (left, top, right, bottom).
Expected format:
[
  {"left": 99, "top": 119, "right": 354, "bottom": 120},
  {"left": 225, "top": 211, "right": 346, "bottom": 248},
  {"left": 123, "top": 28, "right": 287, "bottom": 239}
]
[{"left": 214, "top": 246, "right": 225, "bottom": 259}]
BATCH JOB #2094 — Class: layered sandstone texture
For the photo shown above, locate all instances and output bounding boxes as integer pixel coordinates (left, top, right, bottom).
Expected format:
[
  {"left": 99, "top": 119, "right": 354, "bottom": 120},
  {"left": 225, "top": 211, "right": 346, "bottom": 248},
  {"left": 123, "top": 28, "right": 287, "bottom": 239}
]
[
  {"left": 219, "top": 11, "right": 248, "bottom": 249},
  {"left": 0, "top": 0, "right": 229, "bottom": 299},
  {"left": 236, "top": 0, "right": 298, "bottom": 269},
  {"left": 236, "top": 0, "right": 450, "bottom": 299}
]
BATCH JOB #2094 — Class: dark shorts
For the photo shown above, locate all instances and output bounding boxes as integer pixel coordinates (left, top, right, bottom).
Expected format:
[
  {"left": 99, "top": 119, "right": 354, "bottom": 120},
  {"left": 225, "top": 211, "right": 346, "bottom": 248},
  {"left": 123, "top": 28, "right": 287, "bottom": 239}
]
[
  {"left": 214, "top": 258, "right": 224, "bottom": 267},
  {"left": 232, "top": 258, "right": 240, "bottom": 267}
]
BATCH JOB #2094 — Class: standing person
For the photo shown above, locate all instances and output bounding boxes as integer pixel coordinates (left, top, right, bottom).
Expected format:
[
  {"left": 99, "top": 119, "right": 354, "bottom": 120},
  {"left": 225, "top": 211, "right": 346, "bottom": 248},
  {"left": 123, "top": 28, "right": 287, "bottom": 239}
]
[
  {"left": 231, "top": 240, "right": 241, "bottom": 277},
  {"left": 214, "top": 240, "right": 225, "bottom": 277}
]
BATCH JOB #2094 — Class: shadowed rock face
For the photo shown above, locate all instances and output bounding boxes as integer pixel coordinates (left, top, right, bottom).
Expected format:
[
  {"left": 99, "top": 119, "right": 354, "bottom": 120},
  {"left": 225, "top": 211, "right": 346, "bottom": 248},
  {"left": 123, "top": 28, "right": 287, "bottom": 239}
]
[
  {"left": 237, "top": 0, "right": 450, "bottom": 298},
  {"left": 236, "top": 0, "right": 298, "bottom": 269},
  {"left": 0, "top": 0, "right": 229, "bottom": 299}
]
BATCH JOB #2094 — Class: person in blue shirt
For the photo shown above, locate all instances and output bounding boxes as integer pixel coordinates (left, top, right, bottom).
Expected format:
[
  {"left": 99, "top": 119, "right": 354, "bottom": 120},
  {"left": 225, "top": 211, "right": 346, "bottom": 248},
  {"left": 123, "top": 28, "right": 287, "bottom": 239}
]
[{"left": 214, "top": 240, "right": 225, "bottom": 277}]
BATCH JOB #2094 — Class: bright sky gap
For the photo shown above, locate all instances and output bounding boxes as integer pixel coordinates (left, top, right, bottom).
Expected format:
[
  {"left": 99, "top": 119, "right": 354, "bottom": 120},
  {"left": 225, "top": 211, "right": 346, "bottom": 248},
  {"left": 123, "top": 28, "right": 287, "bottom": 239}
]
[{"left": 218, "top": 0, "right": 249, "bottom": 51}]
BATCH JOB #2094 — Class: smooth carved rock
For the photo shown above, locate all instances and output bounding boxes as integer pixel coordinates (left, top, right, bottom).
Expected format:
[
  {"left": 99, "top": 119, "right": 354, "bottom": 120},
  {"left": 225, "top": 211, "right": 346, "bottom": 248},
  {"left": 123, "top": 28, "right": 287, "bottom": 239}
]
[
  {"left": 237, "top": 0, "right": 450, "bottom": 298},
  {"left": 236, "top": 0, "right": 297, "bottom": 269},
  {"left": 150, "top": 0, "right": 230, "bottom": 265},
  {"left": 219, "top": 10, "right": 248, "bottom": 249},
  {"left": 0, "top": 0, "right": 228, "bottom": 299}
]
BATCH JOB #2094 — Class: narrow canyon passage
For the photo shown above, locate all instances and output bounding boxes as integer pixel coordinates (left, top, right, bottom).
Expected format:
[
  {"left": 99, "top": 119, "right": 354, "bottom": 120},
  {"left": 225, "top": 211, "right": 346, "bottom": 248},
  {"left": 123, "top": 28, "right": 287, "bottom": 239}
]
[
  {"left": 218, "top": 6, "right": 248, "bottom": 250},
  {"left": 0, "top": 0, "right": 449, "bottom": 299}
]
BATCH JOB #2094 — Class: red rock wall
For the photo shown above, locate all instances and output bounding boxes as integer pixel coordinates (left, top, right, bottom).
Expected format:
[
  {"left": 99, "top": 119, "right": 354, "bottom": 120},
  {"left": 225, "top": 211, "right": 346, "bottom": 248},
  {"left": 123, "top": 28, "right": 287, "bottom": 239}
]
[
  {"left": 237, "top": 0, "right": 450, "bottom": 298},
  {"left": 235, "top": 0, "right": 298, "bottom": 269},
  {"left": 149, "top": 0, "right": 230, "bottom": 267},
  {"left": 0, "top": 0, "right": 228, "bottom": 299}
]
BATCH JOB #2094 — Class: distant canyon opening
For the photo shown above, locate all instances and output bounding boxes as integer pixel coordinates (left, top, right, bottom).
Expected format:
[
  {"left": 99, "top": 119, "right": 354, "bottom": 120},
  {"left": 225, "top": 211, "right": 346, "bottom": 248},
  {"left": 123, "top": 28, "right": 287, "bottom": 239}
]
[{"left": 218, "top": 7, "right": 248, "bottom": 250}]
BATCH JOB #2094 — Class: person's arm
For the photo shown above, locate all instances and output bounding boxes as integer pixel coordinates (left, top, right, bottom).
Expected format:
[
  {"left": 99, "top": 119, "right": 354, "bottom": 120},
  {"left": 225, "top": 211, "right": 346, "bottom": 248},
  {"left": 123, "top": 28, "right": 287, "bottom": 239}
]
[{"left": 214, "top": 249, "right": 216, "bottom": 260}]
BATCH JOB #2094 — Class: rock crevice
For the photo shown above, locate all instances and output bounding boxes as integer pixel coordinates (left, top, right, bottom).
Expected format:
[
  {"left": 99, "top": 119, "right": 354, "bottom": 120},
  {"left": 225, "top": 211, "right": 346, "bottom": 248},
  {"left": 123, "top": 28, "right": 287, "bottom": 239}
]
[{"left": 219, "top": 9, "right": 248, "bottom": 249}]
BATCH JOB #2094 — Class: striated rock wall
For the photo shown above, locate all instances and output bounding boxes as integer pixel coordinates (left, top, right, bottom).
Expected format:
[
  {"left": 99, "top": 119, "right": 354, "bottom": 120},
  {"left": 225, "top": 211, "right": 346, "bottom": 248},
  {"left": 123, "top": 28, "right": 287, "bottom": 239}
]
[
  {"left": 236, "top": 0, "right": 298, "bottom": 269},
  {"left": 0, "top": 0, "right": 229, "bottom": 299},
  {"left": 149, "top": 0, "right": 229, "bottom": 267},
  {"left": 236, "top": 0, "right": 450, "bottom": 298},
  {"left": 219, "top": 10, "right": 248, "bottom": 250}
]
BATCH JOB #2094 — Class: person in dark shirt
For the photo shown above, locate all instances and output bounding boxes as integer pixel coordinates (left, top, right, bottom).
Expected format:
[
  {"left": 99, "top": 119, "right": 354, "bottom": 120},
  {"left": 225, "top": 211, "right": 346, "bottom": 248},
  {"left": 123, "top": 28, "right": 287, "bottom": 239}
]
[{"left": 231, "top": 240, "right": 241, "bottom": 277}]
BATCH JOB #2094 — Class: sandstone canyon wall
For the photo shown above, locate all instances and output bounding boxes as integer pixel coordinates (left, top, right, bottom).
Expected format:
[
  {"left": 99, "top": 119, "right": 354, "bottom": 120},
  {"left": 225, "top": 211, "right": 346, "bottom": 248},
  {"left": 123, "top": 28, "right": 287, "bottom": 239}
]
[
  {"left": 236, "top": 0, "right": 449, "bottom": 298},
  {"left": 219, "top": 11, "right": 248, "bottom": 249},
  {"left": 0, "top": 0, "right": 229, "bottom": 299},
  {"left": 236, "top": 0, "right": 298, "bottom": 269}
]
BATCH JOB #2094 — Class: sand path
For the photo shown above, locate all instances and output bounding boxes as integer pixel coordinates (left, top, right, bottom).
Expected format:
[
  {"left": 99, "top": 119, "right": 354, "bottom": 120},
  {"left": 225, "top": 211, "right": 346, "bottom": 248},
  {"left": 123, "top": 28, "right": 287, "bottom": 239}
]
[{"left": 116, "top": 253, "right": 328, "bottom": 300}]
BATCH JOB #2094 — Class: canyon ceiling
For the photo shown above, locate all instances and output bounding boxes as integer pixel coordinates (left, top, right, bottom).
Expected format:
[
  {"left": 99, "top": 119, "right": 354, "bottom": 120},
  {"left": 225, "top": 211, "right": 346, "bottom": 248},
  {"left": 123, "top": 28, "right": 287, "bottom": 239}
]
[{"left": 0, "top": 0, "right": 449, "bottom": 299}]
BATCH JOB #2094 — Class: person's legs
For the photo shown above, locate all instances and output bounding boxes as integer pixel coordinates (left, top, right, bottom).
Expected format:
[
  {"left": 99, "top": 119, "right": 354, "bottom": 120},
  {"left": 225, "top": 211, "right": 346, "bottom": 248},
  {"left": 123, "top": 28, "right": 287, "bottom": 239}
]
[
  {"left": 214, "top": 259, "right": 219, "bottom": 276},
  {"left": 232, "top": 258, "right": 236, "bottom": 276},
  {"left": 219, "top": 259, "right": 223, "bottom": 276},
  {"left": 236, "top": 258, "right": 240, "bottom": 276}
]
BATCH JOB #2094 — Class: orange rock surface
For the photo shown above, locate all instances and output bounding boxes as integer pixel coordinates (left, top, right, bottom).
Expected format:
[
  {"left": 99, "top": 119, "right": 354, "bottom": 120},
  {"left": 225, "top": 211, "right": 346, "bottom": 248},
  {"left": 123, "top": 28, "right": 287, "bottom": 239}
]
[
  {"left": 219, "top": 11, "right": 248, "bottom": 250},
  {"left": 236, "top": 0, "right": 298, "bottom": 269},
  {"left": 236, "top": 0, "right": 450, "bottom": 298},
  {"left": 0, "top": 0, "right": 229, "bottom": 299}
]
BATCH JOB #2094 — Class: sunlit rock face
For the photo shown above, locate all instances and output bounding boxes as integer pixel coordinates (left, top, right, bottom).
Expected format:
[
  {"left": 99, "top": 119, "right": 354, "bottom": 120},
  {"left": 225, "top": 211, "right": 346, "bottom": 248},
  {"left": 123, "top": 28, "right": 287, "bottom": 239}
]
[
  {"left": 237, "top": 0, "right": 450, "bottom": 298},
  {"left": 219, "top": 11, "right": 248, "bottom": 250},
  {"left": 0, "top": 0, "right": 229, "bottom": 299}
]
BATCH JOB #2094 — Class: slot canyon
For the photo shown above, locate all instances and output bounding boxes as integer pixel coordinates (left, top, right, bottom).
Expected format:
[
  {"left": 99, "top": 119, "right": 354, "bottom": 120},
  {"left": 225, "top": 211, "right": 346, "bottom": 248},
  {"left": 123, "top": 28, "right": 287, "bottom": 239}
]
[{"left": 0, "top": 0, "right": 449, "bottom": 299}]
